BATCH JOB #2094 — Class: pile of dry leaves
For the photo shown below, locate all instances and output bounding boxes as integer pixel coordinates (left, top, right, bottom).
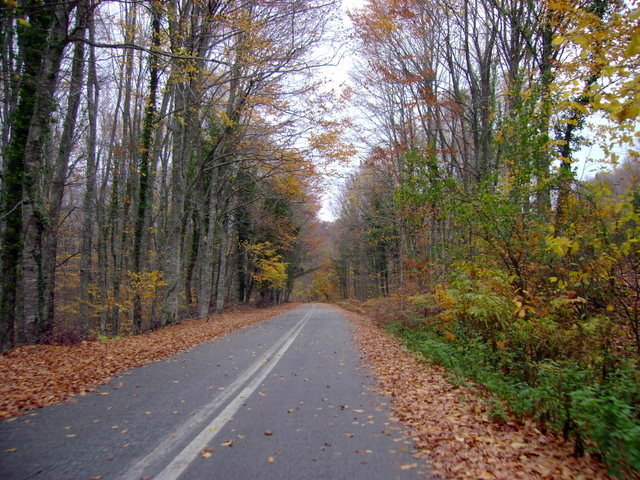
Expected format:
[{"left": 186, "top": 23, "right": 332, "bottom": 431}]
[
  {"left": 0, "top": 303, "right": 298, "bottom": 418},
  {"left": 344, "top": 309, "right": 613, "bottom": 480}
]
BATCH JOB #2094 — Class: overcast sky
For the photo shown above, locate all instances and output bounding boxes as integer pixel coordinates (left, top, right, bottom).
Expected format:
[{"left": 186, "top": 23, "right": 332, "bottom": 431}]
[{"left": 315, "top": 0, "right": 366, "bottom": 222}]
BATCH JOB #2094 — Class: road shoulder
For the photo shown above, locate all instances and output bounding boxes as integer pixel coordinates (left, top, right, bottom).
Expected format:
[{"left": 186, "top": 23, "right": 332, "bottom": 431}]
[
  {"left": 0, "top": 303, "right": 300, "bottom": 419},
  {"left": 341, "top": 307, "right": 612, "bottom": 480}
]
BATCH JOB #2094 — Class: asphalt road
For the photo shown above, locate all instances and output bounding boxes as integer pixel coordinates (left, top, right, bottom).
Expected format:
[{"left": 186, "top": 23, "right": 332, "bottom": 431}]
[{"left": 0, "top": 304, "right": 433, "bottom": 480}]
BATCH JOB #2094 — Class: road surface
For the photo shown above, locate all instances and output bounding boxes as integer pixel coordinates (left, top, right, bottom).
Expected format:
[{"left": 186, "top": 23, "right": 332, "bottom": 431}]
[{"left": 0, "top": 304, "right": 433, "bottom": 479}]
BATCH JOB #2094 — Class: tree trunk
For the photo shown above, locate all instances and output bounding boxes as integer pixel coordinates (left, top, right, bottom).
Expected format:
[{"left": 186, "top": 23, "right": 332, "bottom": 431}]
[
  {"left": 45, "top": 9, "right": 86, "bottom": 332},
  {"left": 160, "top": 85, "right": 192, "bottom": 325},
  {"left": 197, "top": 179, "right": 218, "bottom": 318},
  {"left": 133, "top": 2, "right": 160, "bottom": 333},
  {"left": 79, "top": 7, "right": 98, "bottom": 334},
  {"left": 535, "top": 9, "right": 555, "bottom": 218},
  {"left": 215, "top": 213, "right": 232, "bottom": 314},
  {"left": 0, "top": 1, "right": 75, "bottom": 349},
  {"left": 184, "top": 211, "right": 199, "bottom": 308}
]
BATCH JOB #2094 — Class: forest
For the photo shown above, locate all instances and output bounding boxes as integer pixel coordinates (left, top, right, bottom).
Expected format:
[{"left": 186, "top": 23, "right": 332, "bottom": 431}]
[
  {"left": 0, "top": 0, "right": 347, "bottom": 349},
  {"left": 2, "top": 0, "right": 640, "bottom": 476}
]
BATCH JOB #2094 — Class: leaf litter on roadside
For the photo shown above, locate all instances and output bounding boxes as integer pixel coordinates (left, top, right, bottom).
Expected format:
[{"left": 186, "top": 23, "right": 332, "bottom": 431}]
[
  {"left": 343, "top": 308, "right": 613, "bottom": 480},
  {"left": 0, "top": 304, "right": 300, "bottom": 418}
]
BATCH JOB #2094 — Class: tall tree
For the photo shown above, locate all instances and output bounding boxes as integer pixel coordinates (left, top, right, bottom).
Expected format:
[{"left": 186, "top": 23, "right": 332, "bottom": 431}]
[{"left": 1, "top": 0, "right": 77, "bottom": 348}]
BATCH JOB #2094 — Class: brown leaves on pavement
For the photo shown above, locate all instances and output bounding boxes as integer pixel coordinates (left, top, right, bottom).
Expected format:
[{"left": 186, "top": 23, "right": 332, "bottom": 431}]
[
  {"left": 0, "top": 304, "right": 299, "bottom": 419},
  {"left": 344, "top": 309, "right": 612, "bottom": 480}
]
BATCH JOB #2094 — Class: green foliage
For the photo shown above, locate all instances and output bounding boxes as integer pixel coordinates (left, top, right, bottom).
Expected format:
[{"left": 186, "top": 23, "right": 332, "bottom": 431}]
[
  {"left": 437, "top": 264, "right": 515, "bottom": 339},
  {"left": 390, "top": 316, "right": 640, "bottom": 476},
  {"left": 96, "top": 334, "right": 122, "bottom": 342},
  {"left": 571, "top": 368, "right": 640, "bottom": 477}
]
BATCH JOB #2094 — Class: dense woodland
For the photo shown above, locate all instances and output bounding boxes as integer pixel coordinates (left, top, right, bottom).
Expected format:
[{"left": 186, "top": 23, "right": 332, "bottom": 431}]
[
  {"left": 0, "top": 0, "right": 345, "bottom": 349},
  {"left": 317, "top": 0, "right": 640, "bottom": 475}
]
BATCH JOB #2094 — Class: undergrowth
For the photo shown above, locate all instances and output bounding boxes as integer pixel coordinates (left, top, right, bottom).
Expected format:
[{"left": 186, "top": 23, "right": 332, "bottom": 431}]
[{"left": 387, "top": 316, "right": 640, "bottom": 479}]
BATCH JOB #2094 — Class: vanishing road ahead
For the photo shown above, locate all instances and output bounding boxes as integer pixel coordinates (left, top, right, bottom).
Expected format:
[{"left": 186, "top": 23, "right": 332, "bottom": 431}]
[{"left": 0, "top": 304, "right": 431, "bottom": 480}]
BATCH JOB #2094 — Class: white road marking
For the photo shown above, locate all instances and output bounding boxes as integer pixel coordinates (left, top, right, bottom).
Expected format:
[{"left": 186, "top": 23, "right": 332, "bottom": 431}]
[{"left": 117, "top": 307, "right": 313, "bottom": 480}]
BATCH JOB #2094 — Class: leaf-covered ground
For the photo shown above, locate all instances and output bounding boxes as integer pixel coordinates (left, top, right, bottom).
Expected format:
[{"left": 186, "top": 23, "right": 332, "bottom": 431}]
[
  {"left": 0, "top": 303, "right": 299, "bottom": 419},
  {"left": 344, "top": 308, "right": 613, "bottom": 480}
]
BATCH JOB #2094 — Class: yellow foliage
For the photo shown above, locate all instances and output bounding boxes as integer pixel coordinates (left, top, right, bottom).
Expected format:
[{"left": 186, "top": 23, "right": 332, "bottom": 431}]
[
  {"left": 219, "top": 111, "right": 235, "bottom": 128},
  {"left": 553, "top": 1, "right": 640, "bottom": 124},
  {"left": 546, "top": 235, "right": 580, "bottom": 257},
  {"left": 272, "top": 174, "right": 305, "bottom": 202},
  {"left": 84, "top": 271, "right": 167, "bottom": 324},
  {"left": 309, "top": 128, "right": 356, "bottom": 164},
  {"left": 245, "top": 242, "right": 288, "bottom": 289}
]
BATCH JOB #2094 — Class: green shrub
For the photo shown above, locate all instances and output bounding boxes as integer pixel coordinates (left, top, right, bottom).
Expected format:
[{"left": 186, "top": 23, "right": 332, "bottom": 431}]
[
  {"left": 389, "top": 318, "right": 640, "bottom": 477},
  {"left": 571, "top": 366, "right": 640, "bottom": 477}
]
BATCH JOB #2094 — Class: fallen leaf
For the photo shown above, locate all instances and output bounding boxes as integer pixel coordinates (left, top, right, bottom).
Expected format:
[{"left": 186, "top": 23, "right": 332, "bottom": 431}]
[
  {"left": 267, "top": 456, "right": 275, "bottom": 463},
  {"left": 220, "top": 440, "right": 233, "bottom": 447},
  {"left": 264, "top": 430, "right": 273, "bottom": 436},
  {"left": 200, "top": 447, "right": 215, "bottom": 458},
  {"left": 0, "top": 304, "right": 298, "bottom": 420},
  {"left": 4, "top": 448, "right": 17, "bottom": 453}
]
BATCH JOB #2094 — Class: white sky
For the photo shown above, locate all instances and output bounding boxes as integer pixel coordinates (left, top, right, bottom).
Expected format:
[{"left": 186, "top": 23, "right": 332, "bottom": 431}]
[{"left": 316, "top": 0, "right": 366, "bottom": 222}]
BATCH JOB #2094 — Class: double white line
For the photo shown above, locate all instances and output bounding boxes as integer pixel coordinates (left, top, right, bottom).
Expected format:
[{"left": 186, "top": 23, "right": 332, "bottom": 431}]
[{"left": 119, "top": 307, "right": 314, "bottom": 480}]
